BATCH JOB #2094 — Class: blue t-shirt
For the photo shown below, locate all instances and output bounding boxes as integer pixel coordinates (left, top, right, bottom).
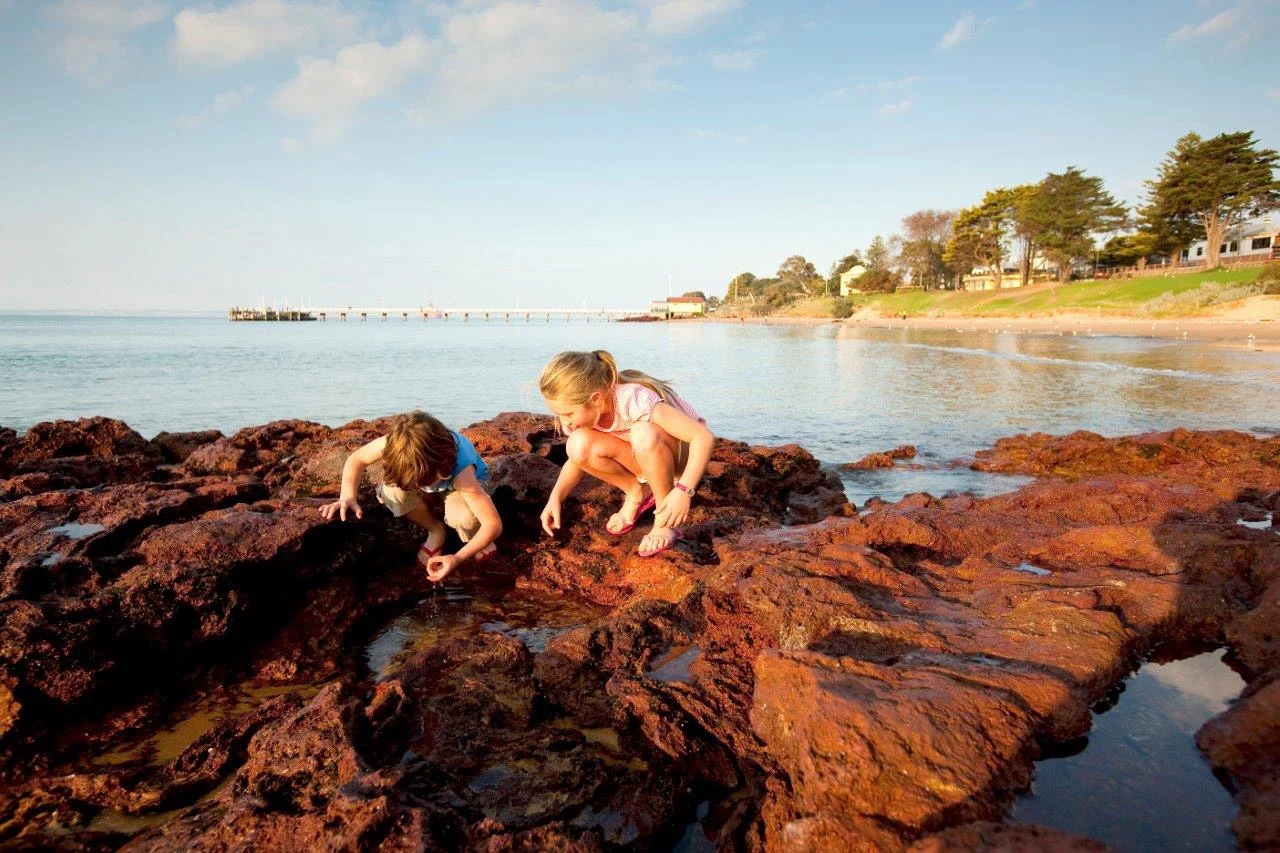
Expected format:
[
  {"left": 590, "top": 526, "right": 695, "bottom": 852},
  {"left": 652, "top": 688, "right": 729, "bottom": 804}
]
[{"left": 419, "top": 431, "right": 488, "bottom": 493}]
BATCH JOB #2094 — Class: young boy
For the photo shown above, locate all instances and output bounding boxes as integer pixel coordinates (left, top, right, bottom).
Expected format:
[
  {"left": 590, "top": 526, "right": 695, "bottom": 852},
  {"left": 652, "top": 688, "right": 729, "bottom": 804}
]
[{"left": 319, "top": 411, "right": 501, "bottom": 583}]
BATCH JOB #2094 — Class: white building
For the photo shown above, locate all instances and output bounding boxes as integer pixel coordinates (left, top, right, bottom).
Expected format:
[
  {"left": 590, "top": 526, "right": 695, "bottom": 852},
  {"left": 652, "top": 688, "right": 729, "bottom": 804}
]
[
  {"left": 1180, "top": 220, "right": 1279, "bottom": 263},
  {"left": 838, "top": 265, "right": 868, "bottom": 296}
]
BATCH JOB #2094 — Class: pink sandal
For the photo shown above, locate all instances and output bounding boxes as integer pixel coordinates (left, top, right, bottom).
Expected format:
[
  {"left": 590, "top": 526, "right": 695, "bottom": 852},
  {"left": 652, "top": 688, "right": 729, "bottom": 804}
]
[
  {"left": 607, "top": 493, "right": 656, "bottom": 536},
  {"left": 416, "top": 539, "right": 444, "bottom": 566},
  {"left": 637, "top": 528, "right": 681, "bottom": 558}
]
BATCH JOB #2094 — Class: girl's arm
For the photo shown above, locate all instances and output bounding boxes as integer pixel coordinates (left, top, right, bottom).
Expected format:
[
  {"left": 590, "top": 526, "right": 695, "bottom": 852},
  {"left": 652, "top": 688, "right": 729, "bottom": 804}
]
[
  {"left": 650, "top": 403, "right": 714, "bottom": 529},
  {"left": 651, "top": 403, "right": 714, "bottom": 490},
  {"left": 321, "top": 436, "right": 387, "bottom": 521},
  {"left": 541, "top": 460, "right": 585, "bottom": 535}
]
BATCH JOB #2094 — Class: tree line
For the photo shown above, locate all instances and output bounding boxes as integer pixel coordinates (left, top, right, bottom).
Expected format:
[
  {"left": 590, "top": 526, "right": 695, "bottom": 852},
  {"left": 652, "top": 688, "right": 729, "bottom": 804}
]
[{"left": 721, "top": 130, "right": 1279, "bottom": 305}]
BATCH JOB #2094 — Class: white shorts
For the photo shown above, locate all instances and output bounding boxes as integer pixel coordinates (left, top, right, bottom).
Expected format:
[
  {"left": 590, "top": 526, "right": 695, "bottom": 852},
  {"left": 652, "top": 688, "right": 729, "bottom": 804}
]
[{"left": 375, "top": 484, "right": 488, "bottom": 541}]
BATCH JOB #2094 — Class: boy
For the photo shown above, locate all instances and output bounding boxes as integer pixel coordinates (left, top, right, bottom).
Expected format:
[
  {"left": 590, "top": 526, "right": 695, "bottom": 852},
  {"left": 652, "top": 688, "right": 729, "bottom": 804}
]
[{"left": 319, "top": 411, "right": 501, "bottom": 582}]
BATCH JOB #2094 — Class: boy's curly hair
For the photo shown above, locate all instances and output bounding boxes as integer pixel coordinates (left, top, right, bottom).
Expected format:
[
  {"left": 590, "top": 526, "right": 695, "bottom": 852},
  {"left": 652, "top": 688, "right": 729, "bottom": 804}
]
[{"left": 382, "top": 411, "right": 457, "bottom": 491}]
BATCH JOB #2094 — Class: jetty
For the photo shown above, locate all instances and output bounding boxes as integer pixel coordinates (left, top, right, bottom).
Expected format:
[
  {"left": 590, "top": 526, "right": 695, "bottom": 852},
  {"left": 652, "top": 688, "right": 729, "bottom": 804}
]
[{"left": 228, "top": 306, "right": 647, "bottom": 322}]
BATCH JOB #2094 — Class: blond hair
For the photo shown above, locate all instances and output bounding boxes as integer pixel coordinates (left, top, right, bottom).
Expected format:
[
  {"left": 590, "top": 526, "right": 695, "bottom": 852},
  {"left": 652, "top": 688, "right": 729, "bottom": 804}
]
[
  {"left": 539, "top": 350, "right": 676, "bottom": 407},
  {"left": 382, "top": 410, "right": 456, "bottom": 490}
]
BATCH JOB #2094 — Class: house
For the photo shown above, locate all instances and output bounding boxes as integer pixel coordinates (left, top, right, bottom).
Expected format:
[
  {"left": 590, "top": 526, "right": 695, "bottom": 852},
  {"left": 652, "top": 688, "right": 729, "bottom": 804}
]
[
  {"left": 650, "top": 296, "right": 706, "bottom": 318},
  {"left": 1180, "top": 220, "right": 1279, "bottom": 263},
  {"left": 962, "top": 251, "right": 1055, "bottom": 290},
  {"left": 838, "top": 265, "right": 868, "bottom": 296}
]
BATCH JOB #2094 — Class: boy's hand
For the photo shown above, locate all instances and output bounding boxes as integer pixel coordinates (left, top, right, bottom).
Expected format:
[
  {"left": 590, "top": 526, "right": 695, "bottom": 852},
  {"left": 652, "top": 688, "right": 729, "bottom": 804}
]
[
  {"left": 320, "top": 497, "right": 362, "bottom": 521},
  {"left": 425, "top": 554, "right": 460, "bottom": 583},
  {"left": 654, "top": 489, "right": 691, "bottom": 529},
  {"left": 540, "top": 500, "right": 561, "bottom": 537}
]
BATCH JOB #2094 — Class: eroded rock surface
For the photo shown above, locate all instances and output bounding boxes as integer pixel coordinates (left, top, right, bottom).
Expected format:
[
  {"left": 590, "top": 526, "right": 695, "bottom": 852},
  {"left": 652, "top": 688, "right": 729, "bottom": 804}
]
[{"left": 1, "top": 418, "right": 1277, "bottom": 850}]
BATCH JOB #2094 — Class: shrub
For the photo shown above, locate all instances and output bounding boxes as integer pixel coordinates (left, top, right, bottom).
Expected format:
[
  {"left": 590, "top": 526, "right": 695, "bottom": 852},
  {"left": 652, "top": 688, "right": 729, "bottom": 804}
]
[
  {"left": 1259, "top": 263, "right": 1280, "bottom": 295},
  {"left": 831, "top": 297, "right": 853, "bottom": 319}
]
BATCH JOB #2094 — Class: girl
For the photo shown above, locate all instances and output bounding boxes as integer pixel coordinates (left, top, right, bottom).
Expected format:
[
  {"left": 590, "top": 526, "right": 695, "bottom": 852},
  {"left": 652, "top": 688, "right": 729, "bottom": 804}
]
[{"left": 538, "top": 350, "right": 713, "bottom": 557}]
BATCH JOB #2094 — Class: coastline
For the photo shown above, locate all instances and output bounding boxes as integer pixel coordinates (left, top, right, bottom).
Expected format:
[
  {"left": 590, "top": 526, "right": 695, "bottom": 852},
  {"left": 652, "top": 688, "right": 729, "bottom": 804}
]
[{"left": 703, "top": 313, "right": 1279, "bottom": 343}]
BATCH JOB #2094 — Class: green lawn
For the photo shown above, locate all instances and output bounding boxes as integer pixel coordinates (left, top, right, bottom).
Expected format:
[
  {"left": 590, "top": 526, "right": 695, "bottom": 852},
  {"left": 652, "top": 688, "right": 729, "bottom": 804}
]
[{"left": 851, "top": 267, "right": 1266, "bottom": 317}]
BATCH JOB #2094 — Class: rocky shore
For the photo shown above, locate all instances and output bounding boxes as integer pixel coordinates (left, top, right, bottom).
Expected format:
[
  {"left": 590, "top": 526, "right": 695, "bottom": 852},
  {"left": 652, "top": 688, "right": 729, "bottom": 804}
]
[{"left": 1, "top": 416, "right": 1277, "bottom": 850}]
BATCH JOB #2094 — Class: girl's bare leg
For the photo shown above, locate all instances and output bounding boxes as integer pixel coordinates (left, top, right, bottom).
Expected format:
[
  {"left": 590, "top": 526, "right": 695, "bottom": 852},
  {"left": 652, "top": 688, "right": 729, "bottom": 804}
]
[
  {"left": 631, "top": 422, "right": 681, "bottom": 553},
  {"left": 565, "top": 429, "right": 650, "bottom": 533}
]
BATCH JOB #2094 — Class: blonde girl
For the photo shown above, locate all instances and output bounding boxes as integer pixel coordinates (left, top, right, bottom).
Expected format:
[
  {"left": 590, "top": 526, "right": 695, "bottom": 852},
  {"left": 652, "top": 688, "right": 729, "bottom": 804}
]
[{"left": 538, "top": 350, "right": 713, "bottom": 557}]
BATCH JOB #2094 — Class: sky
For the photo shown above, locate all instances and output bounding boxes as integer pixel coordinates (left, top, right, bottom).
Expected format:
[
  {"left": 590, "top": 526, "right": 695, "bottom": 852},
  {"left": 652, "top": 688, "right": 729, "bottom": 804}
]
[{"left": 1, "top": 0, "right": 1278, "bottom": 311}]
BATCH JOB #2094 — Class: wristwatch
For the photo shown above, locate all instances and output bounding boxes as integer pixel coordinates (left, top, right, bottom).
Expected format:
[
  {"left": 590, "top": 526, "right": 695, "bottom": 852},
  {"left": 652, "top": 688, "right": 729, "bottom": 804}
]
[{"left": 674, "top": 482, "right": 696, "bottom": 497}]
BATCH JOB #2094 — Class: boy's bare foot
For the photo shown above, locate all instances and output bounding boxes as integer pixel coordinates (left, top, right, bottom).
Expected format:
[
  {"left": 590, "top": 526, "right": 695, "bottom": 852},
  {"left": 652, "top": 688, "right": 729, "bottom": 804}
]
[
  {"left": 606, "top": 485, "right": 653, "bottom": 535},
  {"left": 637, "top": 526, "right": 679, "bottom": 557}
]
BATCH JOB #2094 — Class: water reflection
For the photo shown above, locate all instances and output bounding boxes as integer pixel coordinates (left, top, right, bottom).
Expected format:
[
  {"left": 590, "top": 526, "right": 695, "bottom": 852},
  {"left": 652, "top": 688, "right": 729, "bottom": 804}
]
[{"left": 1012, "top": 649, "right": 1245, "bottom": 852}]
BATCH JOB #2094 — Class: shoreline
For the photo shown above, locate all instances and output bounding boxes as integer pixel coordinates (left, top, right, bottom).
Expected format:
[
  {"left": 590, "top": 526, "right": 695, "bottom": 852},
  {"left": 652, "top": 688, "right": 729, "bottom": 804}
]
[{"left": 705, "top": 313, "right": 1279, "bottom": 343}]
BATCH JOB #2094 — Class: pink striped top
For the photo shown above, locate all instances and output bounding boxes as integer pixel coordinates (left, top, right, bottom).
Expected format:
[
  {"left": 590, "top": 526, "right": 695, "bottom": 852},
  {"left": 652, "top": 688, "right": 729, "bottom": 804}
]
[{"left": 593, "top": 383, "right": 705, "bottom": 437}]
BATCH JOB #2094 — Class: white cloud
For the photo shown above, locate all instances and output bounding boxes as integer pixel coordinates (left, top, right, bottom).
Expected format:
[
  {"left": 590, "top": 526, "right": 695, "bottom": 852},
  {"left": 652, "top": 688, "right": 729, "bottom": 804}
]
[
  {"left": 281, "top": 137, "right": 304, "bottom": 153},
  {"left": 709, "top": 48, "right": 760, "bottom": 71},
  {"left": 179, "top": 86, "right": 254, "bottom": 127},
  {"left": 173, "top": 0, "right": 360, "bottom": 65},
  {"left": 876, "top": 98, "right": 913, "bottom": 118},
  {"left": 44, "top": 0, "right": 167, "bottom": 83},
  {"left": 272, "top": 32, "right": 434, "bottom": 140},
  {"left": 692, "top": 128, "right": 714, "bottom": 139},
  {"left": 1165, "top": 6, "right": 1243, "bottom": 46},
  {"left": 1018, "top": 0, "right": 1036, "bottom": 9},
  {"left": 411, "top": 0, "right": 640, "bottom": 122},
  {"left": 640, "top": 0, "right": 742, "bottom": 36},
  {"left": 938, "top": 11, "right": 976, "bottom": 49},
  {"left": 1269, "top": 88, "right": 1280, "bottom": 100}
]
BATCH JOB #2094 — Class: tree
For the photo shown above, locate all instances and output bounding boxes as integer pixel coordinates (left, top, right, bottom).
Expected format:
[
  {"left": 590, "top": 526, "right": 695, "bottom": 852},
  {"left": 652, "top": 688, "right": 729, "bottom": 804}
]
[
  {"left": 1018, "top": 167, "right": 1128, "bottom": 283},
  {"left": 865, "top": 235, "right": 890, "bottom": 271},
  {"left": 945, "top": 188, "right": 1018, "bottom": 289},
  {"left": 681, "top": 290, "right": 706, "bottom": 300},
  {"left": 1006, "top": 184, "right": 1041, "bottom": 288},
  {"left": 854, "top": 267, "right": 900, "bottom": 293},
  {"left": 777, "top": 255, "right": 822, "bottom": 297},
  {"left": 1097, "top": 232, "right": 1160, "bottom": 268},
  {"left": 1142, "top": 131, "right": 1280, "bottom": 268},
  {"left": 894, "top": 209, "right": 956, "bottom": 290},
  {"left": 725, "top": 272, "right": 756, "bottom": 303}
]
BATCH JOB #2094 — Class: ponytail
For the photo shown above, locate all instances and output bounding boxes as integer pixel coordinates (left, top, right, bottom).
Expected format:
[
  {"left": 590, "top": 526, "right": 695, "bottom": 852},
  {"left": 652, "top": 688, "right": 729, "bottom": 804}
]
[{"left": 540, "top": 349, "right": 676, "bottom": 405}]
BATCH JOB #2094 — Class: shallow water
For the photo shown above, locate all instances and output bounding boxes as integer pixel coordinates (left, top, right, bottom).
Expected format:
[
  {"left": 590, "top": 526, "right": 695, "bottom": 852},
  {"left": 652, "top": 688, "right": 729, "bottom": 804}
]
[
  {"left": 364, "top": 585, "right": 600, "bottom": 679},
  {"left": 4, "top": 315, "right": 1279, "bottom": 506},
  {"left": 1012, "top": 648, "right": 1246, "bottom": 851}
]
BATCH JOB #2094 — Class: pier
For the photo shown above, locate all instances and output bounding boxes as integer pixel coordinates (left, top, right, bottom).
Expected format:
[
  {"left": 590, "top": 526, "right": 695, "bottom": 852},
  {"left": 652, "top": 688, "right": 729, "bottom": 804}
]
[{"left": 228, "top": 306, "right": 648, "bottom": 322}]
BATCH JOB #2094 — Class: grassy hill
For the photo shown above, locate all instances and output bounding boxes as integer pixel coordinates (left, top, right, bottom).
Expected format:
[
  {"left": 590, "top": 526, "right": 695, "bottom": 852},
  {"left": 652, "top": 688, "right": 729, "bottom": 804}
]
[{"left": 851, "top": 266, "right": 1270, "bottom": 318}]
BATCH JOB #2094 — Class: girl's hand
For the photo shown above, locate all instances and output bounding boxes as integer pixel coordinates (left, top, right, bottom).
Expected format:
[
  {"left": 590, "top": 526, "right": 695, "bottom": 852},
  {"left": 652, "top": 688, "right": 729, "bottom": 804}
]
[
  {"left": 425, "top": 554, "right": 460, "bottom": 583},
  {"left": 654, "top": 489, "right": 691, "bottom": 529},
  {"left": 540, "top": 500, "right": 562, "bottom": 537},
  {"left": 320, "top": 496, "right": 362, "bottom": 521}
]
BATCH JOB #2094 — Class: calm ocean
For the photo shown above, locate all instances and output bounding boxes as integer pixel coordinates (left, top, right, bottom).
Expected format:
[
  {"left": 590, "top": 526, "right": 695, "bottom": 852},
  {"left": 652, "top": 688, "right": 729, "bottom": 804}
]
[{"left": 3, "top": 314, "right": 1278, "bottom": 503}]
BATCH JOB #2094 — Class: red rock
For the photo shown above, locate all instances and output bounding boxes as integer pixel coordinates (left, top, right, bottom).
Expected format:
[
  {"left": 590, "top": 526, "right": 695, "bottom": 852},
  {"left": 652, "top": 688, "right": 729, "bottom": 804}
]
[
  {"left": 1197, "top": 679, "right": 1280, "bottom": 850},
  {"left": 462, "top": 412, "right": 563, "bottom": 459},
  {"left": 843, "top": 444, "right": 918, "bottom": 470},
  {"left": 909, "top": 821, "right": 1114, "bottom": 851},
  {"left": 150, "top": 430, "right": 224, "bottom": 464},
  {"left": 8, "top": 418, "right": 160, "bottom": 469}
]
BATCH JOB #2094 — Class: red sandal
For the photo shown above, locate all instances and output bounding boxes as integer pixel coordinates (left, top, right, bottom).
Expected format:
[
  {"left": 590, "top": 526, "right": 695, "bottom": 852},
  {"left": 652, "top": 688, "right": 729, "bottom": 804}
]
[{"left": 607, "top": 493, "right": 656, "bottom": 537}]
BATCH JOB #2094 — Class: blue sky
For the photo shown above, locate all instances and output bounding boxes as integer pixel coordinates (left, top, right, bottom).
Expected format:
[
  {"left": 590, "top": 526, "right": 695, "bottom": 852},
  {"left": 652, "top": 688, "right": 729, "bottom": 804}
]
[{"left": 1, "top": 0, "right": 1278, "bottom": 311}]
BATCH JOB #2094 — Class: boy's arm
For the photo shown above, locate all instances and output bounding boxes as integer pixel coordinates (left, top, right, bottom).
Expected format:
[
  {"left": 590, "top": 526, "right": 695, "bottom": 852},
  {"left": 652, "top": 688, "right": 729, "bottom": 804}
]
[
  {"left": 449, "top": 467, "right": 502, "bottom": 563},
  {"left": 339, "top": 436, "right": 386, "bottom": 501},
  {"left": 650, "top": 403, "right": 714, "bottom": 491}
]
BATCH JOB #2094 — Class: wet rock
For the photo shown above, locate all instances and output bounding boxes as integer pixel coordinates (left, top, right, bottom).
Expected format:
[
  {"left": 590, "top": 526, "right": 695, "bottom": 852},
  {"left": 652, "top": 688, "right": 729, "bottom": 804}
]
[
  {"left": 908, "top": 821, "right": 1114, "bottom": 851},
  {"left": 150, "top": 430, "right": 224, "bottom": 464},
  {"left": 1197, "top": 678, "right": 1280, "bottom": 850},
  {"left": 842, "top": 444, "right": 918, "bottom": 470},
  {"left": 6, "top": 418, "right": 161, "bottom": 471}
]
